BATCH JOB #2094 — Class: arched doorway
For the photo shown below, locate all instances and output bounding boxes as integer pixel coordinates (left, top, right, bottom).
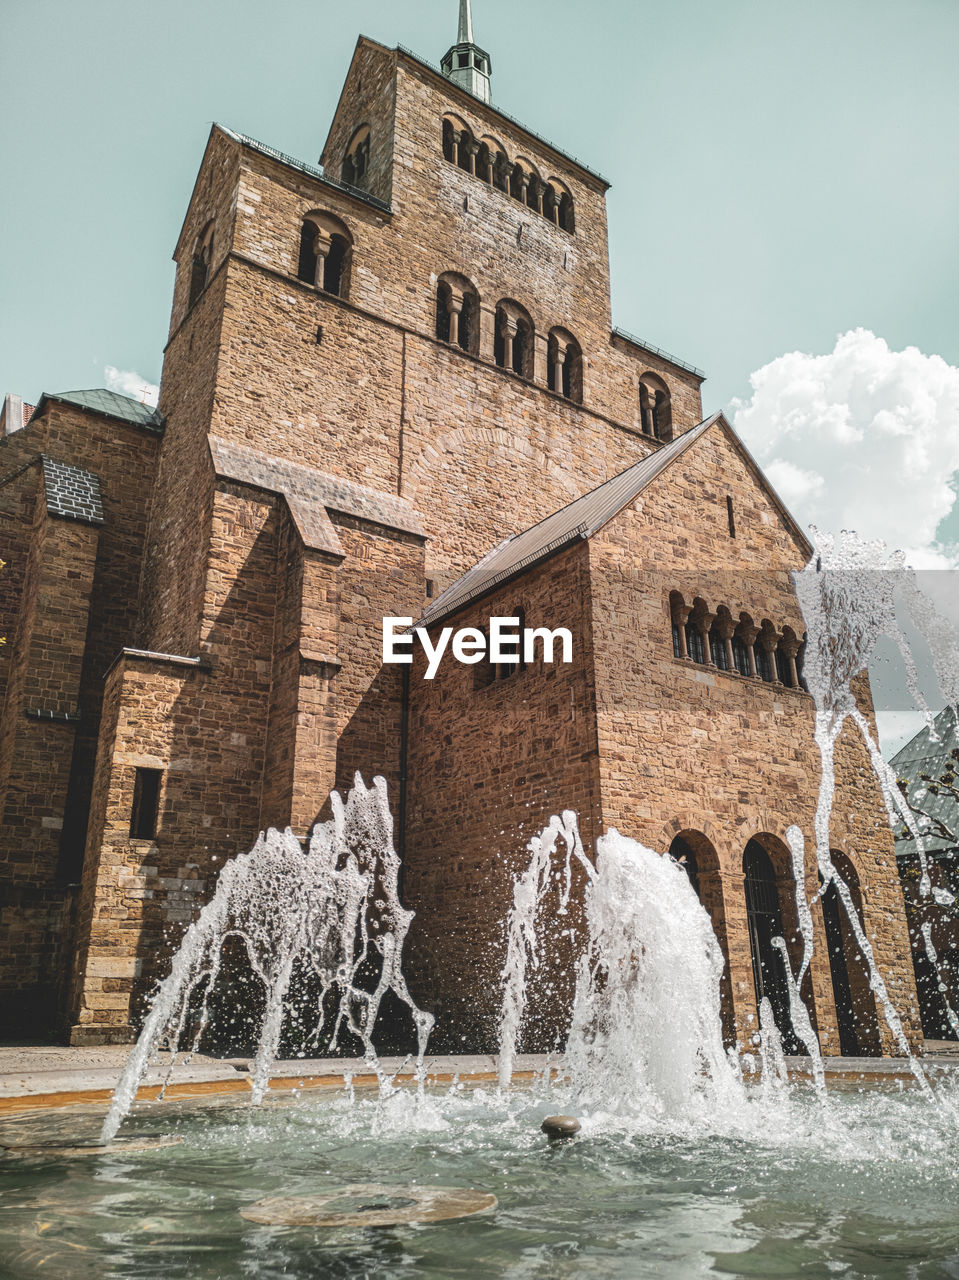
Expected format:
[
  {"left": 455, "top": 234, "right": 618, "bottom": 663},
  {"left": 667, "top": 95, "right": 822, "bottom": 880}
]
[
  {"left": 743, "top": 838, "right": 802, "bottom": 1054},
  {"left": 821, "top": 851, "right": 881, "bottom": 1056},
  {"left": 669, "top": 831, "right": 734, "bottom": 1046}
]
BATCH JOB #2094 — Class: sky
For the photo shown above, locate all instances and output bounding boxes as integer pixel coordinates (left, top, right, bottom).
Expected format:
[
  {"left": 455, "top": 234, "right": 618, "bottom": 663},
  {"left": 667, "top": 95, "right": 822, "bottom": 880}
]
[{"left": 2, "top": 0, "right": 958, "bottom": 751}]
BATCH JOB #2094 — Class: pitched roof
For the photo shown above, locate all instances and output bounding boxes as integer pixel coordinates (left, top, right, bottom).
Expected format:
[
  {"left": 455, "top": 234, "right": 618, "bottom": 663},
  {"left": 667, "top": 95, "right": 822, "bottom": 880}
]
[
  {"left": 208, "top": 435, "right": 425, "bottom": 556},
  {"left": 417, "top": 414, "right": 721, "bottom": 629},
  {"left": 890, "top": 704, "right": 959, "bottom": 857},
  {"left": 34, "top": 388, "right": 163, "bottom": 431}
]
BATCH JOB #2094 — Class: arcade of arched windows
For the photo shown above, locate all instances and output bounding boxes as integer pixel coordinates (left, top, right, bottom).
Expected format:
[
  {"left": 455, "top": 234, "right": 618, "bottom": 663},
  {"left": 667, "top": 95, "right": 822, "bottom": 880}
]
[
  {"left": 668, "top": 591, "right": 807, "bottom": 691},
  {"left": 433, "top": 279, "right": 585, "bottom": 405},
  {"left": 441, "top": 116, "right": 575, "bottom": 234},
  {"left": 289, "top": 213, "right": 587, "bottom": 404}
]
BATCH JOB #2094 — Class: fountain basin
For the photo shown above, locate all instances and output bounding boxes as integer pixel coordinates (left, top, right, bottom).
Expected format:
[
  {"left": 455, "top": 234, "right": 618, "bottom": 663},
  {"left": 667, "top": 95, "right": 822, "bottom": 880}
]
[{"left": 3, "top": 1071, "right": 959, "bottom": 1279}]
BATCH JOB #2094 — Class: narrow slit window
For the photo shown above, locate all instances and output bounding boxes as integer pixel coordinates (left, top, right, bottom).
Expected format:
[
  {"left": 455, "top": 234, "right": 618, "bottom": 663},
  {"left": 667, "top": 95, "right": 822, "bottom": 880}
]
[
  {"left": 130, "top": 768, "right": 162, "bottom": 839},
  {"left": 727, "top": 495, "right": 736, "bottom": 538}
]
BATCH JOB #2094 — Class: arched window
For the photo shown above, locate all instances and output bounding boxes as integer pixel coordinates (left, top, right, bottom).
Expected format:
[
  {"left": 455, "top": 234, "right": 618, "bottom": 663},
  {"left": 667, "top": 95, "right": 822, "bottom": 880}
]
[
  {"left": 685, "top": 619, "right": 706, "bottom": 664},
  {"left": 188, "top": 221, "right": 214, "bottom": 309},
  {"left": 492, "top": 150, "right": 510, "bottom": 192},
  {"left": 671, "top": 620, "right": 684, "bottom": 659},
  {"left": 743, "top": 838, "right": 802, "bottom": 1054},
  {"left": 543, "top": 182, "right": 558, "bottom": 225},
  {"left": 436, "top": 272, "right": 479, "bottom": 355},
  {"left": 494, "top": 300, "right": 534, "bottom": 378},
  {"left": 796, "top": 637, "right": 808, "bottom": 692},
  {"left": 775, "top": 646, "right": 791, "bottom": 686},
  {"left": 755, "top": 643, "right": 774, "bottom": 683},
  {"left": 820, "top": 851, "right": 881, "bottom": 1056},
  {"left": 457, "top": 127, "right": 474, "bottom": 173},
  {"left": 639, "top": 375, "right": 672, "bottom": 441},
  {"left": 525, "top": 171, "right": 543, "bottom": 213},
  {"left": 442, "top": 118, "right": 457, "bottom": 164},
  {"left": 476, "top": 141, "right": 492, "bottom": 184},
  {"left": 509, "top": 164, "right": 526, "bottom": 201},
  {"left": 548, "top": 329, "right": 583, "bottom": 404},
  {"left": 558, "top": 191, "right": 575, "bottom": 234},
  {"left": 669, "top": 835, "right": 701, "bottom": 897},
  {"left": 731, "top": 635, "right": 751, "bottom": 677},
  {"left": 297, "top": 212, "right": 353, "bottom": 299},
  {"left": 545, "top": 180, "right": 574, "bottom": 233},
  {"left": 708, "top": 623, "right": 729, "bottom": 670},
  {"left": 341, "top": 125, "right": 370, "bottom": 190}
]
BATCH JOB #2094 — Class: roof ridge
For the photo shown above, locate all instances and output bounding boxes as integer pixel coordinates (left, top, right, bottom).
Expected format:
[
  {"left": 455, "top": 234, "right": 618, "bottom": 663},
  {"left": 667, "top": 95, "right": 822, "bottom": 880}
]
[{"left": 415, "top": 414, "right": 722, "bottom": 629}]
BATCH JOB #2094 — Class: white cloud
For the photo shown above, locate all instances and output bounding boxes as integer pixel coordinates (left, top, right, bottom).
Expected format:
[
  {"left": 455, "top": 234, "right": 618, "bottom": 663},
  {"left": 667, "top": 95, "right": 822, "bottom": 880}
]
[
  {"left": 104, "top": 365, "right": 159, "bottom": 408},
  {"left": 732, "top": 329, "right": 959, "bottom": 566}
]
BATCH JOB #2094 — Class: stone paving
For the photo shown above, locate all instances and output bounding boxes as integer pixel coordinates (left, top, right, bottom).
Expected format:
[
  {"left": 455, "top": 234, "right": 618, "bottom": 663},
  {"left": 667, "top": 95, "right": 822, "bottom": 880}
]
[{"left": 1, "top": 1042, "right": 957, "bottom": 1104}]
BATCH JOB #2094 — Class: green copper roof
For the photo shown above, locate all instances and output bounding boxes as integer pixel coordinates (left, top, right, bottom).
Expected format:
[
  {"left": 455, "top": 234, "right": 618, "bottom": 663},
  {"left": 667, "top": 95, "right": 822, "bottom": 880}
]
[
  {"left": 890, "top": 703, "right": 959, "bottom": 857},
  {"left": 35, "top": 388, "right": 163, "bottom": 431}
]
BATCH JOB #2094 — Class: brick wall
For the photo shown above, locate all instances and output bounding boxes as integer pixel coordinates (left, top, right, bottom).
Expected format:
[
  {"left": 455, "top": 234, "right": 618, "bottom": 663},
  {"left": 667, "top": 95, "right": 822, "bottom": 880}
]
[{"left": 403, "top": 542, "right": 600, "bottom": 1049}]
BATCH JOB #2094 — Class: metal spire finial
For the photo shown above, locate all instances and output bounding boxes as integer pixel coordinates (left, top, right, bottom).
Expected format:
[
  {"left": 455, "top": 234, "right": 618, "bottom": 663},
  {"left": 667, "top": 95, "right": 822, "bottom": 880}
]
[
  {"left": 441, "top": 0, "right": 491, "bottom": 103},
  {"left": 458, "top": 0, "right": 474, "bottom": 45}
]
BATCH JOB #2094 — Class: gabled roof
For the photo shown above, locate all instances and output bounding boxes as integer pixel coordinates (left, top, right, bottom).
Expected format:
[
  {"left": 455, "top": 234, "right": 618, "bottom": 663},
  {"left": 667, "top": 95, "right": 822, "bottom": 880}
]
[
  {"left": 416, "top": 411, "right": 813, "bottom": 630},
  {"left": 890, "top": 704, "right": 959, "bottom": 857},
  {"left": 417, "top": 415, "right": 718, "bottom": 628},
  {"left": 33, "top": 388, "right": 163, "bottom": 432}
]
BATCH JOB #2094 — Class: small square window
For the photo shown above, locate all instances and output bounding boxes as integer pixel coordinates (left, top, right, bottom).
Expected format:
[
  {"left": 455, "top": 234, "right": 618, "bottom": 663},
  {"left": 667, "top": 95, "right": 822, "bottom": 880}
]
[
  {"left": 457, "top": 52, "right": 469, "bottom": 68},
  {"left": 130, "top": 768, "right": 162, "bottom": 839}
]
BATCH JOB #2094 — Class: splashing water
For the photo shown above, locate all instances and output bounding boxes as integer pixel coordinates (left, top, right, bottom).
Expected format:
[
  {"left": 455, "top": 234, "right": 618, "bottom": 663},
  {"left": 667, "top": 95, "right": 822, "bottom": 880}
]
[
  {"left": 101, "top": 774, "right": 433, "bottom": 1144},
  {"left": 499, "top": 817, "right": 746, "bottom": 1122},
  {"left": 494, "top": 531, "right": 959, "bottom": 1128},
  {"left": 795, "top": 530, "right": 959, "bottom": 1086},
  {"left": 497, "top": 811, "right": 592, "bottom": 1091}
]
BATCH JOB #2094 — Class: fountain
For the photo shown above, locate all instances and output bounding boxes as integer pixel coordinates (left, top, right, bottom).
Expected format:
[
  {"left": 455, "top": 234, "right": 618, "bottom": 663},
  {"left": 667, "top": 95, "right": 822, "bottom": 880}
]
[
  {"left": 101, "top": 774, "right": 434, "bottom": 1144},
  {"left": 4, "top": 535, "right": 959, "bottom": 1275}
]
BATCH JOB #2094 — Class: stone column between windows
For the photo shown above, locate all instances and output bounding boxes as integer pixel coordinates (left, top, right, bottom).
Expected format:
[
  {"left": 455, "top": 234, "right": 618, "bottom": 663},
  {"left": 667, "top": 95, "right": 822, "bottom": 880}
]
[
  {"left": 467, "top": 140, "right": 479, "bottom": 177},
  {"left": 552, "top": 342, "right": 567, "bottom": 393},
  {"left": 717, "top": 616, "right": 736, "bottom": 672},
  {"left": 739, "top": 623, "right": 759, "bottom": 677},
  {"left": 528, "top": 175, "right": 543, "bottom": 215},
  {"left": 312, "top": 232, "right": 332, "bottom": 290},
  {"left": 544, "top": 188, "right": 560, "bottom": 225},
  {"left": 500, "top": 314, "right": 518, "bottom": 369},
  {"left": 760, "top": 632, "right": 783, "bottom": 685},
  {"left": 672, "top": 604, "right": 692, "bottom": 658},
  {"left": 446, "top": 288, "right": 464, "bottom": 347},
  {"left": 697, "top": 611, "right": 716, "bottom": 667},
  {"left": 781, "top": 637, "right": 801, "bottom": 689}
]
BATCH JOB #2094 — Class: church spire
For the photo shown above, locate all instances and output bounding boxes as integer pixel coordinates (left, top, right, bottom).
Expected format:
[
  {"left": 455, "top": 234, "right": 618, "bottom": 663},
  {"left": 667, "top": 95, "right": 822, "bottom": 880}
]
[
  {"left": 441, "top": 0, "right": 492, "bottom": 104},
  {"left": 458, "top": 0, "right": 473, "bottom": 44}
]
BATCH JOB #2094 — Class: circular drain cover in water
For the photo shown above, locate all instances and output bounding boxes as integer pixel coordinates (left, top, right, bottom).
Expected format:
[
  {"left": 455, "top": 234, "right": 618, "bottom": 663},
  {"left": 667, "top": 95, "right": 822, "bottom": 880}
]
[
  {"left": 240, "top": 1184, "right": 497, "bottom": 1228},
  {"left": 1, "top": 1136, "right": 182, "bottom": 1157}
]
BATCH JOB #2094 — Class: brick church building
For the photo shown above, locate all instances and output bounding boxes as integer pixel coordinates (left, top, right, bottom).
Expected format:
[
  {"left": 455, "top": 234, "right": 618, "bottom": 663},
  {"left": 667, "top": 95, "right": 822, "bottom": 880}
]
[{"left": 0, "top": 5, "right": 922, "bottom": 1054}]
